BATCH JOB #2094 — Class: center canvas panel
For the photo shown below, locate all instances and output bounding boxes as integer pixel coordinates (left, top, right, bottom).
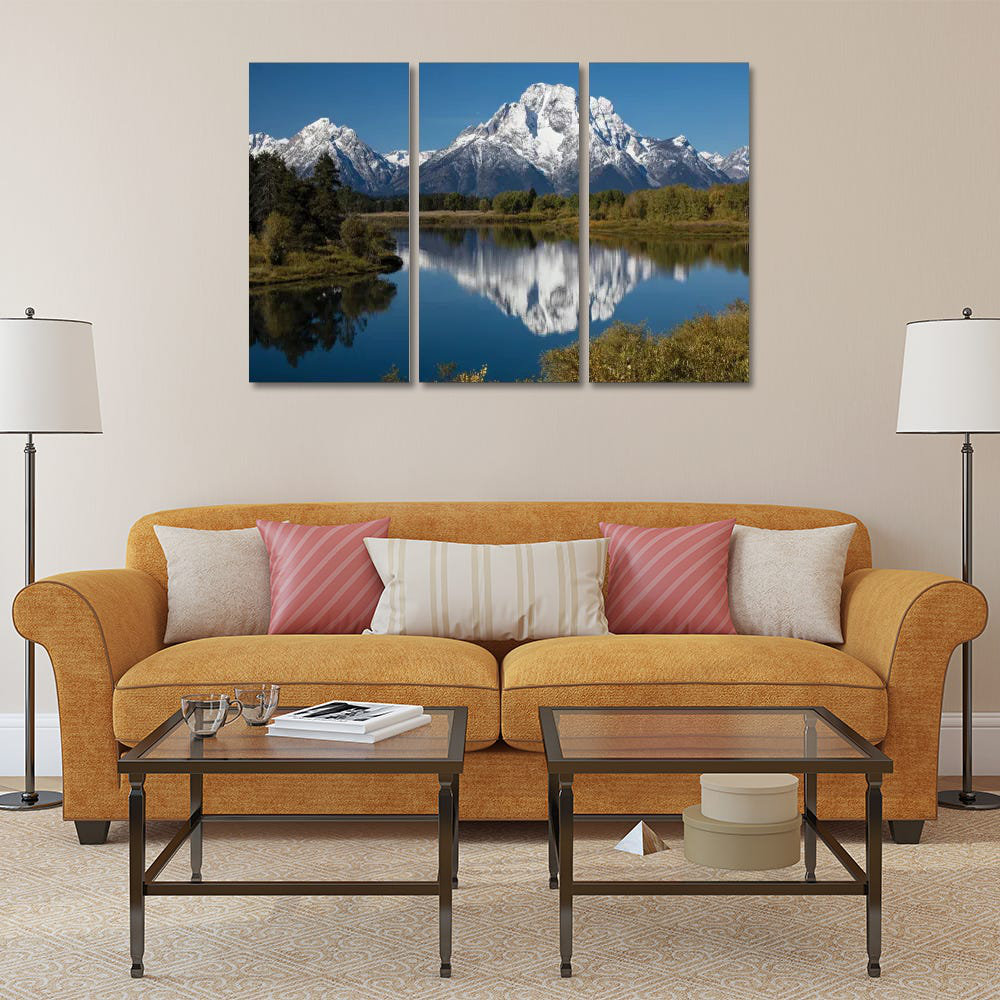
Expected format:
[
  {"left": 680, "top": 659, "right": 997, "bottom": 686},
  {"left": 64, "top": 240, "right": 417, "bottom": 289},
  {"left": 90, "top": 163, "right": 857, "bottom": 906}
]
[{"left": 418, "top": 63, "right": 581, "bottom": 383}]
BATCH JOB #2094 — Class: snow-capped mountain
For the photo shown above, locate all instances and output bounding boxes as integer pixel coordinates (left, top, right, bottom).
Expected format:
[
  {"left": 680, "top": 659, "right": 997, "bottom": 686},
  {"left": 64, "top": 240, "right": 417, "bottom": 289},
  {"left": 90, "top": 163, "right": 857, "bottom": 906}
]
[
  {"left": 383, "top": 149, "right": 436, "bottom": 169},
  {"left": 589, "top": 95, "right": 748, "bottom": 192},
  {"left": 420, "top": 82, "right": 580, "bottom": 198},
  {"left": 249, "top": 84, "right": 748, "bottom": 201},
  {"left": 420, "top": 83, "right": 747, "bottom": 197},
  {"left": 698, "top": 145, "right": 750, "bottom": 182},
  {"left": 249, "top": 118, "right": 407, "bottom": 197}
]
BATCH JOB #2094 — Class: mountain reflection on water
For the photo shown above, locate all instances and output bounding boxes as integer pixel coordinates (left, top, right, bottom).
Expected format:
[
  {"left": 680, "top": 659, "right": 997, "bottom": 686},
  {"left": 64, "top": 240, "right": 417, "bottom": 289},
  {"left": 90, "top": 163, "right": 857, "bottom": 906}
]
[{"left": 417, "top": 226, "right": 749, "bottom": 335}]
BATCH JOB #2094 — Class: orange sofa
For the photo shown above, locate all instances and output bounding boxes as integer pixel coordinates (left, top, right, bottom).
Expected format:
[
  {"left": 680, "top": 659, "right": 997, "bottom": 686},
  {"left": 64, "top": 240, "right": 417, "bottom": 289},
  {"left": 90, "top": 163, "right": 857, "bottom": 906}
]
[{"left": 13, "top": 502, "right": 986, "bottom": 846}]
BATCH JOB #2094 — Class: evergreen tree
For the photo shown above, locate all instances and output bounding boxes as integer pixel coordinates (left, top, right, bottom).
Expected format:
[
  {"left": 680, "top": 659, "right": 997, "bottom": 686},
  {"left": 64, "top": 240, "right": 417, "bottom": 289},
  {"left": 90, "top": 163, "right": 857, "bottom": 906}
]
[
  {"left": 309, "top": 153, "right": 344, "bottom": 242},
  {"left": 249, "top": 153, "right": 299, "bottom": 234}
]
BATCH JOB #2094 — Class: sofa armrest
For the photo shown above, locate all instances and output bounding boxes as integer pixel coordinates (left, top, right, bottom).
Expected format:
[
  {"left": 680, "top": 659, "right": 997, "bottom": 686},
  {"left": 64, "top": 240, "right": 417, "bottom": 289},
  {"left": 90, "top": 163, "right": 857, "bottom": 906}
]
[
  {"left": 839, "top": 568, "right": 987, "bottom": 818},
  {"left": 12, "top": 569, "right": 166, "bottom": 818}
]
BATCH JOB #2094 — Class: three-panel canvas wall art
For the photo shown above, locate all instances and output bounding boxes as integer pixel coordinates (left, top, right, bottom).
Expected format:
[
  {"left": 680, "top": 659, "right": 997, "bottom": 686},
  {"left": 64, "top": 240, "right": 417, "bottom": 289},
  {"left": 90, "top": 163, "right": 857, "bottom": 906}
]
[{"left": 249, "top": 62, "right": 749, "bottom": 384}]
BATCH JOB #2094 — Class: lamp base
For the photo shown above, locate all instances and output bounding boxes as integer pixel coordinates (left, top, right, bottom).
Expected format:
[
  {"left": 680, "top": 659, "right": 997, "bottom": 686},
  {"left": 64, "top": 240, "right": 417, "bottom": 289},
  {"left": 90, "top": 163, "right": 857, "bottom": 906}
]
[
  {"left": 0, "top": 789, "right": 62, "bottom": 811},
  {"left": 938, "top": 789, "right": 1000, "bottom": 811}
]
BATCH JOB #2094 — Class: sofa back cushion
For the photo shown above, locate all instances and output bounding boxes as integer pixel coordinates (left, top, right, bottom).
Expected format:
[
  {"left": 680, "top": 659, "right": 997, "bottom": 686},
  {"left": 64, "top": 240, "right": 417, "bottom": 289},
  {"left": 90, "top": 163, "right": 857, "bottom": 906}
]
[{"left": 128, "top": 502, "right": 872, "bottom": 594}]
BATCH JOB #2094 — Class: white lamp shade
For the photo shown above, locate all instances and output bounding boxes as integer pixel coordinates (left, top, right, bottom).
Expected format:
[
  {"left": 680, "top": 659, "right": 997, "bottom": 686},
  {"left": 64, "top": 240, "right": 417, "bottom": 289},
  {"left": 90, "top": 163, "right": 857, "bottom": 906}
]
[
  {"left": 897, "top": 318, "right": 1000, "bottom": 434},
  {"left": 0, "top": 317, "right": 101, "bottom": 433}
]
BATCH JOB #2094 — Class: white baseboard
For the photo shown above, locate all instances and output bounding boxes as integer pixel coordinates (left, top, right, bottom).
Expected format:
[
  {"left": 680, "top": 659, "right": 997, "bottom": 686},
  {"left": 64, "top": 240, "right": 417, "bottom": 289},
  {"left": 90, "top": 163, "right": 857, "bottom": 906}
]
[
  {"left": 938, "top": 711, "right": 1000, "bottom": 776},
  {"left": 0, "top": 712, "right": 63, "bottom": 778},
  {"left": 2, "top": 711, "right": 999, "bottom": 779}
]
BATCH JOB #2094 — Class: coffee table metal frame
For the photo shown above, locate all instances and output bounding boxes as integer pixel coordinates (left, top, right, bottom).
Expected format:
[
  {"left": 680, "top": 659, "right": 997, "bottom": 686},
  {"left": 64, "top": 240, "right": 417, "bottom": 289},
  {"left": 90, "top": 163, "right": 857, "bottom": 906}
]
[
  {"left": 118, "top": 706, "right": 467, "bottom": 980},
  {"left": 539, "top": 705, "right": 893, "bottom": 980}
]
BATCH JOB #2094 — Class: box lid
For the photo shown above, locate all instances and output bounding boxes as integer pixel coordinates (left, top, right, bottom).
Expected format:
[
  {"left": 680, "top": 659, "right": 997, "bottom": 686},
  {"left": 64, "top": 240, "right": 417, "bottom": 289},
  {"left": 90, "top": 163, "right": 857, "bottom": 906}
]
[
  {"left": 700, "top": 773, "right": 799, "bottom": 796},
  {"left": 683, "top": 804, "right": 801, "bottom": 836}
]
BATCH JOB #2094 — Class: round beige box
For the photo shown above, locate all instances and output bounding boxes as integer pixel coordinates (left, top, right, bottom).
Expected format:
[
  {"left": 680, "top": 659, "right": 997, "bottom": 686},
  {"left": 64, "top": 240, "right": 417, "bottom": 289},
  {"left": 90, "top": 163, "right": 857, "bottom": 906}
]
[
  {"left": 700, "top": 773, "right": 799, "bottom": 825},
  {"left": 683, "top": 805, "right": 801, "bottom": 871}
]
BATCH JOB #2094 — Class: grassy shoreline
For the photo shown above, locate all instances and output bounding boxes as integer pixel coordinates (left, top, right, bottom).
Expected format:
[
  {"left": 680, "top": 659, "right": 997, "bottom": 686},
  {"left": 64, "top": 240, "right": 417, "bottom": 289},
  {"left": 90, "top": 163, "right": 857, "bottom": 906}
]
[
  {"left": 402, "top": 210, "right": 748, "bottom": 239},
  {"left": 541, "top": 300, "right": 749, "bottom": 384},
  {"left": 249, "top": 243, "right": 402, "bottom": 290},
  {"left": 590, "top": 218, "right": 749, "bottom": 239},
  {"left": 417, "top": 210, "right": 577, "bottom": 231}
]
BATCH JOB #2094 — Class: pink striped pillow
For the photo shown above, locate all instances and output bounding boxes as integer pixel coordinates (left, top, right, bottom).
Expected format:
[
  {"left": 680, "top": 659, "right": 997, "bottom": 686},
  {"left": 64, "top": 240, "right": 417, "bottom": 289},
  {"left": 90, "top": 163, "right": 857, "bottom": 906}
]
[
  {"left": 600, "top": 520, "right": 738, "bottom": 635},
  {"left": 257, "top": 518, "right": 389, "bottom": 635}
]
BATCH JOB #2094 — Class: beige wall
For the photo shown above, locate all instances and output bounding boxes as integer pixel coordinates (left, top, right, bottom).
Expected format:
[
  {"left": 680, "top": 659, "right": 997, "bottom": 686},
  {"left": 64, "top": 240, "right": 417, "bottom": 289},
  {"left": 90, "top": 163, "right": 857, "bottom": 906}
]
[{"left": 1, "top": 0, "right": 999, "bottom": 719}]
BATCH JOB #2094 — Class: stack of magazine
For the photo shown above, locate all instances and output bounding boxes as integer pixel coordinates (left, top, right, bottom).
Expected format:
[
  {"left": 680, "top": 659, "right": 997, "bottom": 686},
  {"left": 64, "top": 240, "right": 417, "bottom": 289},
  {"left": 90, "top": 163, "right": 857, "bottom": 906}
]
[{"left": 267, "top": 701, "right": 431, "bottom": 744}]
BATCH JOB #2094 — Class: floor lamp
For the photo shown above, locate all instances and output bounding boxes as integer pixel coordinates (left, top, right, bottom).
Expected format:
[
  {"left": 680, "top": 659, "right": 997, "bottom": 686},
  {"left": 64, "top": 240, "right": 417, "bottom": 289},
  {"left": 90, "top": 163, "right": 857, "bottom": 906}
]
[
  {"left": 0, "top": 308, "right": 101, "bottom": 811},
  {"left": 897, "top": 307, "right": 1000, "bottom": 811}
]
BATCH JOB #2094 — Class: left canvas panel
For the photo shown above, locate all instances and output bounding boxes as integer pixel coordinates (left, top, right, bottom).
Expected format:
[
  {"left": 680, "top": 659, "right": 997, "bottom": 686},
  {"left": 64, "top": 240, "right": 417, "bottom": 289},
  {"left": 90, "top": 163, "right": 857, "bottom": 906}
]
[{"left": 249, "top": 63, "right": 410, "bottom": 382}]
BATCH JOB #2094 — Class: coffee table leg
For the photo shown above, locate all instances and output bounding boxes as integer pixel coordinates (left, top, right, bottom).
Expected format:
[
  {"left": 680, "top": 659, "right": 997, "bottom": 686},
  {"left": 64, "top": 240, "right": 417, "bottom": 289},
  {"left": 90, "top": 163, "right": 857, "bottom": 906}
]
[
  {"left": 558, "top": 775, "right": 574, "bottom": 978},
  {"left": 190, "top": 772, "right": 203, "bottom": 882},
  {"left": 128, "top": 776, "right": 146, "bottom": 978},
  {"left": 866, "top": 775, "right": 883, "bottom": 978},
  {"left": 803, "top": 714, "right": 818, "bottom": 882},
  {"left": 451, "top": 774, "right": 460, "bottom": 889},
  {"left": 438, "top": 775, "right": 455, "bottom": 978},
  {"left": 803, "top": 770, "right": 817, "bottom": 882},
  {"left": 547, "top": 772, "right": 559, "bottom": 889}
]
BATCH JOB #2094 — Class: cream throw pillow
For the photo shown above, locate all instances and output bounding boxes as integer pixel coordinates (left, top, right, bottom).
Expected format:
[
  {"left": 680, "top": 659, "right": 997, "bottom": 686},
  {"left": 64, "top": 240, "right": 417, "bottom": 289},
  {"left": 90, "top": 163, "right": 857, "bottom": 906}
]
[
  {"left": 727, "top": 523, "right": 856, "bottom": 643},
  {"left": 154, "top": 525, "right": 272, "bottom": 644},
  {"left": 364, "top": 537, "right": 610, "bottom": 640}
]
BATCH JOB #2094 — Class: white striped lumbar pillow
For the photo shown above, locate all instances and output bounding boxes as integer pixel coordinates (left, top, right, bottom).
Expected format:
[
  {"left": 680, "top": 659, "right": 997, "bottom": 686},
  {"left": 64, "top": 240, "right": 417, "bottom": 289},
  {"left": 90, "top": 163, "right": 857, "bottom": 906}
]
[{"left": 363, "top": 537, "right": 610, "bottom": 640}]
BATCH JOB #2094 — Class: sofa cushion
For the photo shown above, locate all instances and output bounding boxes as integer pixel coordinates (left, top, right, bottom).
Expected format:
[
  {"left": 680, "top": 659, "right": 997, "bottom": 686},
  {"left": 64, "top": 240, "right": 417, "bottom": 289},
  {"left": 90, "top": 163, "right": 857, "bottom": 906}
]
[
  {"left": 113, "top": 634, "right": 500, "bottom": 749},
  {"left": 501, "top": 634, "right": 887, "bottom": 751}
]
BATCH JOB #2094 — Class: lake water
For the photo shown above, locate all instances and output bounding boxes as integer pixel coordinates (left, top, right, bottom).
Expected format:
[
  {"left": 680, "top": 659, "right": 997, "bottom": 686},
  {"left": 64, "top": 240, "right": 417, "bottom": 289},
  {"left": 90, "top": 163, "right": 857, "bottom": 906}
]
[
  {"left": 589, "top": 235, "right": 750, "bottom": 340},
  {"left": 419, "top": 226, "right": 580, "bottom": 382},
  {"left": 249, "top": 230, "right": 410, "bottom": 383},
  {"left": 418, "top": 224, "right": 749, "bottom": 382}
]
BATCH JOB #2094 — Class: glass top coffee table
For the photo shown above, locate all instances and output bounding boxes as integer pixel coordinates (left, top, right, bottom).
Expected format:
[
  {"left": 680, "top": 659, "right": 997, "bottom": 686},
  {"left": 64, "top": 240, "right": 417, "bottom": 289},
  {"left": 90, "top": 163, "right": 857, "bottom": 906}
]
[
  {"left": 539, "top": 706, "right": 893, "bottom": 979},
  {"left": 119, "top": 706, "right": 466, "bottom": 980}
]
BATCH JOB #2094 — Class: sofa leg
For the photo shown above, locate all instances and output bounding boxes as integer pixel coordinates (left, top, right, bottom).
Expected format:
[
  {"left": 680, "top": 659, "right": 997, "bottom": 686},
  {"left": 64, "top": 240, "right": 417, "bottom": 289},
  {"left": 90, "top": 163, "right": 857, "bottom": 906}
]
[
  {"left": 888, "top": 820, "right": 924, "bottom": 845},
  {"left": 75, "top": 820, "right": 111, "bottom": 845}
]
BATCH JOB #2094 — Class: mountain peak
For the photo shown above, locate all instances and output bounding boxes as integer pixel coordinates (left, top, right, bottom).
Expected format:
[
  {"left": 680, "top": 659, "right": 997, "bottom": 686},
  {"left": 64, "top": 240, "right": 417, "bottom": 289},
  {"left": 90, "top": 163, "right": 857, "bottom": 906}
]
[
  {"left": 248, "top": 117, "right": 406, "bottom": 196},
  {"left": 519, "top": 81, "right": 576, "bottom": 110},
  {"left": 590, "top": 95, "right": 616, "bottom": 117}
]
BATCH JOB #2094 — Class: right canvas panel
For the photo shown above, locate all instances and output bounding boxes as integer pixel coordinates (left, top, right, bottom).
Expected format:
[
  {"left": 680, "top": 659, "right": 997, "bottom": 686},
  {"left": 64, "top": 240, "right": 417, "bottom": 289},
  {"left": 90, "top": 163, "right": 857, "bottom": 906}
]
[{"left": 588, "top": 63, "right": 750, "bottom": 383}]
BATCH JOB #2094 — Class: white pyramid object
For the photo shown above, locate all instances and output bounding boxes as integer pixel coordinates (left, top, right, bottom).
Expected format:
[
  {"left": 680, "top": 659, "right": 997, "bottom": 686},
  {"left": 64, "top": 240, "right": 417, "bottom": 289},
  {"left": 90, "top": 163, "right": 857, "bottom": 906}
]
[{"left": 614, "top": 821, "right": 668, "bottom": 857}]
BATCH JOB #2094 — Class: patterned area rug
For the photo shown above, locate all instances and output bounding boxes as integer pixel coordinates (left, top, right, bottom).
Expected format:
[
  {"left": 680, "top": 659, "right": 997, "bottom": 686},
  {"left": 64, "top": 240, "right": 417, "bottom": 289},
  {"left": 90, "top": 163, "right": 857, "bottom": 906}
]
[{"left": 1, "top": 809, "right": 998, "bottom": 999}]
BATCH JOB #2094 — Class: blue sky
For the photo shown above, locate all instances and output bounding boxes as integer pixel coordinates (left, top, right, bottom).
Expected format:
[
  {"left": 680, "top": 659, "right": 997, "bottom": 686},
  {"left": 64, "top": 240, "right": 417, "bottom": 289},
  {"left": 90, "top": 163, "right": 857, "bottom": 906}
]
[
  {"left": 591, "top": 63, "right": 749, "bottom": 153},
  {"left": 420, "top": 63, "right": 580, "bottom": 151},
  {"left": 249, "top": 63, "right": 408, "bottom": 151}
]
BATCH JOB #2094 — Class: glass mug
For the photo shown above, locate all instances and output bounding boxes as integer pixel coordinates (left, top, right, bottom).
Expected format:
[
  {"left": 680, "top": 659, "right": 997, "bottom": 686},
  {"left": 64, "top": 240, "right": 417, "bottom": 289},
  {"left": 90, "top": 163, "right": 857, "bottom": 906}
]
[
  {"left": 234, "top": 684, "right": 281, "bottom": 726},
  {"left": 180, "top": 694, "right": 243, "bottom": 739}
]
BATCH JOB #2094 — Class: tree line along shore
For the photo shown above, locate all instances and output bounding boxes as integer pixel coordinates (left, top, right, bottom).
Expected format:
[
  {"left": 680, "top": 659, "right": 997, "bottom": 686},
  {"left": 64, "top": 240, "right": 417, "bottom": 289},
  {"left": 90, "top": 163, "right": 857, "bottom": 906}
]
[{"left": 412, "top": 181, "right": 748, "bottom": 233}]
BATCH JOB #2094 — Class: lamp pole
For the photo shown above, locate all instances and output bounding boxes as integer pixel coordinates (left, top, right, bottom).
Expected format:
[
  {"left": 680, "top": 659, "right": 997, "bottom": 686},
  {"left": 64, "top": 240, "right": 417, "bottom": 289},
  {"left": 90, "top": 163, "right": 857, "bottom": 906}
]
[
  {"left": 0, "top": 309, "right": 62, "bottom": 811},
  {"left": 937, "top": 309, "right": 999, "bottom": 811}
]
